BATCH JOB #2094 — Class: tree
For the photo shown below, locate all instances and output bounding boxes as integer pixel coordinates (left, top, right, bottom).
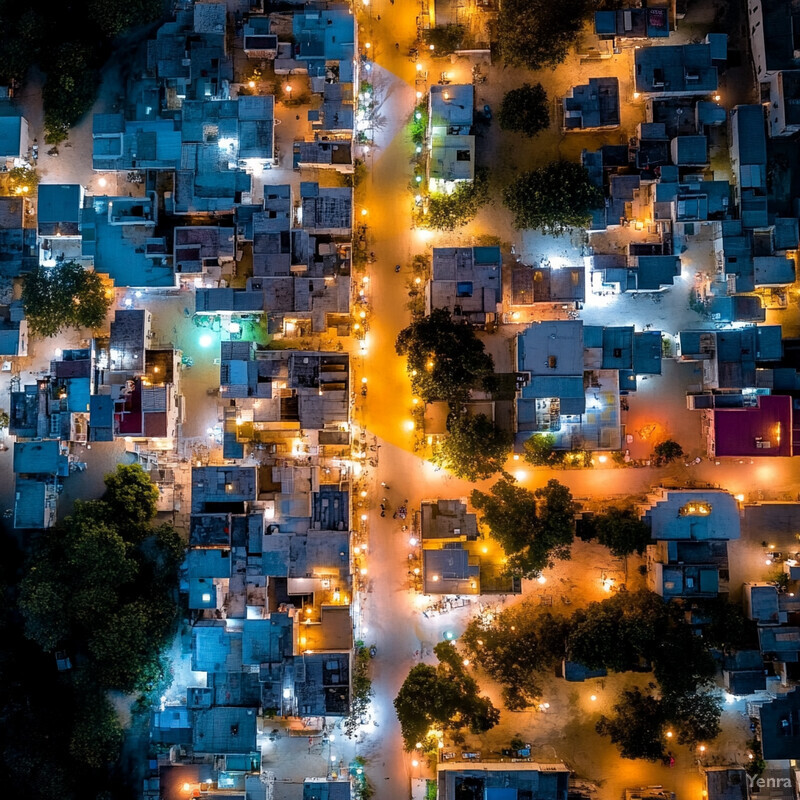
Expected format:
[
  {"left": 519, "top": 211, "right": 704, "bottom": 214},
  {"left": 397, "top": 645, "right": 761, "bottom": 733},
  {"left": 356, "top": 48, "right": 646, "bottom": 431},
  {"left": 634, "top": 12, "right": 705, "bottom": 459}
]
[
  {"left": 499, "top": 83, "right": 550, "bottom": 138},
  {"left": 666, "top": 691, "right": 722, "bottom": 748},
  {"left": 596, "top": 688, "right": 667, "bottom": 761},
  {"left": 430, "top": 413, "right": 511, "bottom": 481},
  {"left": 567, "top": 590, "right": 670, "bottom": 673},
  {"left": 522, "top": 433, "right": 565, "bottom": 467},
  {"left": 653, "top": 439, "right": 684, "bottom": 464},
  {"left": 503, "top": 161, "right": 603, "bottom": 234},
  {"left": 425, "top": 24, "right": 466, "bottom": 54},
  {"left": 68, "top": 691, "right": 124, "bottom": 769},
  {"left": 589, "top": 507, "right": 652, "bottom": 556},
  {"left": 470, "top": 478, "right": 576, "bottom": 578},
  {"left": 103, "top": 463, "right": 159, "bottom": 534},
  {"left": 22, "top": 261, "right": 112, "bottom": 337},
  {"left": 421, "top": 171, "right": 490, "bottom": 231},
  {"left": 498, "top": 0, "right": 594, "bottom": 70},
  {"left": 7, "top": 166, "right": 39, "bottom": 195},
  {"left": 396, "top": 308, "right": 494, "bottom": 403},
  {"left": 461, "top": 604, "right": 569, "bottom": 709},
  {"left": 394, "top": 642, "right": 499, "bottom": 749}
]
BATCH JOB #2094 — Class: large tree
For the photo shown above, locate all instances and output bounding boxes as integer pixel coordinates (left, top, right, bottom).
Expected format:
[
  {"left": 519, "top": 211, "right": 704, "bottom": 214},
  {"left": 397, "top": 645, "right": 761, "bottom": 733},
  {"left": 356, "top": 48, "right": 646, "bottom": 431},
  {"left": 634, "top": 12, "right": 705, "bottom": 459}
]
[
  {"left": 18, "top": 467, "right": 182, "bottom": 695},
  {"left": 421, "top": 171, "right": 489, "bottom": 231},
  {"left": 582, "top": 507, "right": 652, "bottom": 556},
  {"left": 522, "top": 433, "right": 565, "bottom": 467},
  {"left": 498, "top": 0, "right": 594, "bottom": 70},
  {"left": 103, "top": 463, "right": 160, "bottom": 536},
  {"left": 430, "top": 413, "right": 511, "bottom": 481},
  {"left": 394, "top": 642, "right": 499, "bottom": 749},
  {"left": 461, "top": 604, "right": 570, "bottom": 709},
  {"left": 22, "top": 260, "right": 112, "bottom": 337},
  {"left": 499, "top": 83, "right": 550, "bottom": 138},
  {"left": 596, "top": 688, "right": 668, "bottom": 762},
  {"left": 503, "top": 161, "right": 603, "bottom": 234},
  {"left": 470, "top": 478, "right": 576, "bottom": 578},
  {"left": 396, "top": 308, "right": 494, "bottom": 403}
]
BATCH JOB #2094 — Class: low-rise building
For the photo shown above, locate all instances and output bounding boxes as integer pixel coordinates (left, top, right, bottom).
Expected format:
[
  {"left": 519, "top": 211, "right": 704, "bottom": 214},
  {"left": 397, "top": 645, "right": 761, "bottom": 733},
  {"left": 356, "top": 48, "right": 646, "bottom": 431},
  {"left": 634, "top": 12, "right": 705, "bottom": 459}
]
[
  {"left": 427, "top": 84, "right": 474, "bottom": 192},
  {"left": 634, "top": 42, "right": 720, "bottom": 97},
  {"left": 563, "top": 78, "right": 620, "bottom": 130},
  {"left": 437, "top": 762, "right": 570, "bottom": 800},
  {"left": 425, "top": 246, "right": 501, "bottom": 325}
]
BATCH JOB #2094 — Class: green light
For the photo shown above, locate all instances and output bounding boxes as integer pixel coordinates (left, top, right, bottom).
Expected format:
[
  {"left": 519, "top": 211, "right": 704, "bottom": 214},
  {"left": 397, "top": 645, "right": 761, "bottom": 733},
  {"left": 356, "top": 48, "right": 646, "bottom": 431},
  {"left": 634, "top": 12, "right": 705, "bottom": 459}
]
[
  {"left": 199, "top": 333, "right": 213, "bottom": 347},
  {"left": 415, "top": 175, "right": 422, "bottom": 183},
  {"left": 415, "top": 112, "right": 422, "bottom": 120}
]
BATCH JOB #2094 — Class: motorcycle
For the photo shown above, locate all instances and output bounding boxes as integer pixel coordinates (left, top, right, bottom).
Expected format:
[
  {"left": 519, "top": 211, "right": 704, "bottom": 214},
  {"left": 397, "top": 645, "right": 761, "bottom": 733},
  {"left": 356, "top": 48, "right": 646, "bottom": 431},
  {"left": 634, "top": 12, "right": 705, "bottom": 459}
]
[{"left": 368, "top": 645, "right": 377, "bottom": 658}]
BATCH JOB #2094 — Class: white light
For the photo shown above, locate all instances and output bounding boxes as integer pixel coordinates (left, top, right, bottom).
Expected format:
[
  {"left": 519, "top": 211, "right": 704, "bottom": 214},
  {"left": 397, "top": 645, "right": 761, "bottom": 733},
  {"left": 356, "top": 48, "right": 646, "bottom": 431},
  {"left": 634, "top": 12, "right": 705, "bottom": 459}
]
[
  {"left": 409, "top": 537, "right": 417, "bottom": 546},
  {"left": 55, "top": 348, "right": 63, "bottom": 357},
  {"left": 229, "top": 322, "right": 241, "bottom": 334},
  {"left": 328, "top": 734, "right": 335, "bottom": 742},
  {"left": 124, "top": 297, "right": 133, "bottom": 307},
  {"left": 98, "top": 177, "right": 107, "bottom": 187},
  {"left": 134, "top": 290, "right": 142, "bottom": 298},
  {"left": 199, "top": 334, "right": 213, "bottom": 348},
  {"left": 202, "top": 593, "right": 211, "bottom": 602},
  {"left": 283, "top": 688, "right": 291, "bottom": 699},
  {"left": 537, "top": 575, "right": 546, "bottom": 584}
]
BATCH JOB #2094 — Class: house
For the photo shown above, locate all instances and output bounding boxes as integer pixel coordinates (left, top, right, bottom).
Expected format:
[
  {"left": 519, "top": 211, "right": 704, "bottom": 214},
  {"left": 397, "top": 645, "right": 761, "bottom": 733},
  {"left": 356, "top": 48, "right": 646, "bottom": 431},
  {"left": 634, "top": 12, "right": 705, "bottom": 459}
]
[
  {"left": 81, "top": 194, "right": 175, "bottom": 288},
  {"left": 192, "top": 706, "right": 257, "bottom": 755},
  {"left": 299, "top": 183, "right": 352, "bottom": 236},
  {"left": 640, "top": 488, "right": 741, "bottom": 541},
  {"left": 13, "top": 439, "right": 68, "bottom": 477},
  {"left": 191, "top": 466, "right": 257, "bottom": 514},
  {"left": 729, "top": 105, "right": 768, "bottom": 228},
  {"left": 563, "top": 78, "right": 620, "bottom": 130},
  {"left": 0, "top": 196, "right": 37, "bottom": 277},
  {"left": 587, "top": 253, "right": 680, "bottom": 293},
  {"left": 510, "top": 264, "right": 585, "bottom": 306},
  {"left": 13, "top": 478, "right": 58, "bottom": 530},
  {"left": 37, "top": 184, "right": 83, "bottom": 238},
  {"left": 243, "top": 17, "right": 278, "bottom": 59},
  {"left": 108, "top": 309, "right": 151, "bottom": 373},
  {"left": 703, "top": 769, "right": 749, "bottom": 800},
  {"left": 0, "top": 302, "right": 27, "bottom": 357},
  {"left": 291, "top": 4, "right": 358, "bottom": 97},
  {"left": 679, "top": 325, "right": 783, "bottom": 391},
  {"left": 425, "top": 246, "right": 501, "bottom": 325},
  {"left": 594, "top": 7, "right": 669, "bottom": 40},
  {"left": 303, "top": 778, "right": 352, "bottom": 800},
  {"left": 173, "top": 226, "right": 235, "bottom": 286},
  {"left": 670, "top": 134, "right": 708, "bottom": 166},
  {"left": 0, "top": 113, "right": 28, "bottom": 163},
  {"left": 427, "top": 84, "right": 474, "bottom": 192},
  {"left": 747, "top": 0, "right": 800, "bottom": 135},
  {"left": 219, "top": 348, "right": 350, "bottom": 454},
  {"left": 293, "top": 139, "right": 353, "bottom": 172},
  {"left": 722, "top": 651, "right": 767, "bottom": 695},
  {"left": 702, "top": 394, "right": 794, "bottom": 458},
  {"left": 515, "top": 321, "right": 661, "bottom": 451},
  {"left": 634, "top": 42, "right": 720, "bottom": 96},
  {"left": 437, "top": 762, "right": 570, "bottom": 800},
  {"left": 750, "top": 687, "right": 800, "bottom": 759}
]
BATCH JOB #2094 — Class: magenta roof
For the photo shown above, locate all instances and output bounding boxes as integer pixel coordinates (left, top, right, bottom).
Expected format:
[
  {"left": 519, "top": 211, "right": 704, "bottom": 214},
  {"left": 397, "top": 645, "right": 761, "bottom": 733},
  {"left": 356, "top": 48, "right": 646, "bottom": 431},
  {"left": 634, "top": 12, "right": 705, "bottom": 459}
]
[{"left": 713, "top": 395, "right": 793, "bottom": 457}]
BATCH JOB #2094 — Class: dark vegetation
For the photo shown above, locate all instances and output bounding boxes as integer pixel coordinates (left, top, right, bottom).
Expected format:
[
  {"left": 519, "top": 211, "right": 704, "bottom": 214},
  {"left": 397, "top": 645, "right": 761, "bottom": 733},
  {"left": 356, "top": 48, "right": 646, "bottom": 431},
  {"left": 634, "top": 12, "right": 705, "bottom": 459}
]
[{"left": 0, "top": 0, "right": 164, "bottom": 142}]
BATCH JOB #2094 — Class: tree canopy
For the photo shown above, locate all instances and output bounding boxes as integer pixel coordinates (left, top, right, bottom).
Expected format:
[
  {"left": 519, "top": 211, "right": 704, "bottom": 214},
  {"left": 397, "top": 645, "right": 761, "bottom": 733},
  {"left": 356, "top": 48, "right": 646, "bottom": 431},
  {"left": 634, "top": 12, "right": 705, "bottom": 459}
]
[
  {"left": 22, "top": 261, "right": 112, "bottom": 338},
  {"left": 497, "top": 0, "right": 595, "bottom": 70},
  {"left": 461, "top": 608, "right": 570, "bottom": 709},
  {"left": 18, "top": 466, "right": 181, "bottom": 695},
  {"left": 430, "top": 413, "right": 511, "bottom": 481},
  {"left": 394, "top": 642, "right": 499, "bottom": 749},
  {"left": 470, "top": 478, "right": 576, "bottom": 578},
  {"left": 522, "top": 433, "right": 565, "bottom": 467},
  {"left": 499, "top": 83, "right": 550, "bottom": 138},
  {"left": 596, "top": 688, "right": 668, "bottom": 762},
  {"left": 580, "top": 507, "right": 653, "bottom": 556},
  {"left": 654, "top": 439, "right": 684, "bottom": 463},
  {"left": 396, "top": 308, "right": 494, "bottom": 403},
  {"left": 420, "top": 171, "right": 490, "bottom": 231},
  {"left": 103, "top": 462, "right": 160, "bottom": 535},
  {"left": 503, "top": 161, "right": 603, "bottom": 234}
]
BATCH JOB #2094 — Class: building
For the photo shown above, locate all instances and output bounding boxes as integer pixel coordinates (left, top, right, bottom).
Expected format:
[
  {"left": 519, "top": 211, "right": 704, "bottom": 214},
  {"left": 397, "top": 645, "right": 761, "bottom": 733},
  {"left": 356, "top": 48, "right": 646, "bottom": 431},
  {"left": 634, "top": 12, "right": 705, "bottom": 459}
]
[
  {"left": 0, "top": 195, "right": 36, "bottom": 277},
  {"left": 588, "top": 252, "right": 681, "bottom": 294},
  {"left": 0, "top": 113, "right": 28, "bottom": 164},
  {"left": 729, "top": 105, "right": 768, "bottom": 228},
  {"left": 747, "top": 0, "right": 800, "bottom": 135},
  {"left": 514, "top": 321, "right": 662, "bottom": 451},
  {"left": 427, "top": 84, "right": 474, "bottom": 192},
  {"left": 594, "top": 7, "right": 670, "bottom": 41},
  {"left": 634, "top": 42, "right": 721, "bottom": 96},
  {"left": 437, "top": 762, "right": 570, "bottom": 800},
  {"left": 510, "top": 264, "right": 586, "bottom": 306},
  {"left": 563, "top": 78, "right": 620, "bottom": 130},
  {"left": 242, "top": 17, "right": 278, "bottom": 59},
  {"left": 702, "top": 394, "right": 794, "bottom": 458},
  {"left": 642, "top": 488, "right": 740, "bottom": 599},
  {"left": 425, "top": 246, "right": 501, "bottom": 325},
  {"left": 37, "top": 184, "right": 83, "bottom": 239},
  {"left": 749, "top": 687, "right": 800, "bottom": 760},
  {"left": 0, "top": 301, "right": 28, "bottom": 357}
]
